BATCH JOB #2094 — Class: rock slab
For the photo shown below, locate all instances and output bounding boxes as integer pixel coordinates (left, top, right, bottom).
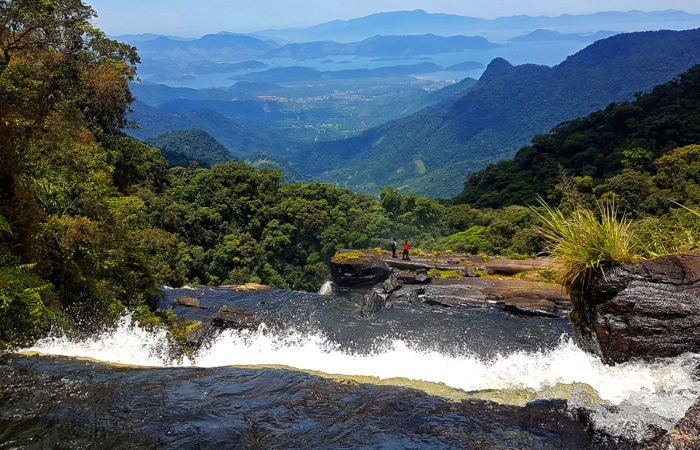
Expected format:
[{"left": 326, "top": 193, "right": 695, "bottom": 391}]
[
  {"left": 330, "top": 252, "right": 391, "bottom": 288},
  {"left": 573, "top": 254, "right": 700, "bottom": 363},
  {"left": 211, "top": 306, "right": 278, "bottom": 331}
]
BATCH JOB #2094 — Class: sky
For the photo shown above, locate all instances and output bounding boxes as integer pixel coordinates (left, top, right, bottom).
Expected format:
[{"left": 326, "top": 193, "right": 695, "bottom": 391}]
[{"left": 87, "top": 0, "right": 700, "bottom": 37}]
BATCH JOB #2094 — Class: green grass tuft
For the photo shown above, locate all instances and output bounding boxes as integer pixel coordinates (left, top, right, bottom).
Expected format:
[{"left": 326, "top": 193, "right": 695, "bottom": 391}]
[{"left": 534, "top": 198, "right": 641, "bottom": 288}]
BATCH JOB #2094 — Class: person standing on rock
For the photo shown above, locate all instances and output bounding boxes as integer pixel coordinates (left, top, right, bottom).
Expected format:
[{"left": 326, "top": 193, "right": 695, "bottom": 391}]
[
  {"left": 402, "top": 241, "right": 410, "bottom": 260},
  {"left": 391, "top": 239, "right": 397, "bottom": 258}
]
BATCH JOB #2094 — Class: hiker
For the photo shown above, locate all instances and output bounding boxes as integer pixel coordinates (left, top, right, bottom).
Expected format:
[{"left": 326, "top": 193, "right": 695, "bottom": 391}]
[
  {"left": 391, "top": 239, "right": 397, "bottom": 258},
  {"left": 402, "top": 241, "right": 410, "bottom": 260}
]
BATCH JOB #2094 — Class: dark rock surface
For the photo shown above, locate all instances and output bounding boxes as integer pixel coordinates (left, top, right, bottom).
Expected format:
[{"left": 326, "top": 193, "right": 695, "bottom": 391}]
[
  {"left": 385, "top": 260, "right": 434, "bottom": 272},
  {"left": 330, "top": 251, "right": 391, "bottom": 287},
  {"left": 184, "top": 324, "right": 219, "bottom": 348},
  {"left": 211, "top": 306, "right": 279, "bottom": 331},
  {"left": 361, "top": 272, "right": 400, "bottom": 317},
  {"left": 397, "top": 269, "right": 431, "bottom": 285},
  {"left": 646, "top": 397, "right": 700, "bottom": 449},
  {"left": 334, "top": 250, "right": 568, "bottom": 318},
  {"left": 573, "top": 254, "right": 700, "bottom": 363},
  {"left": 390, "top": 285, "right": 424, "bottom": 303}
]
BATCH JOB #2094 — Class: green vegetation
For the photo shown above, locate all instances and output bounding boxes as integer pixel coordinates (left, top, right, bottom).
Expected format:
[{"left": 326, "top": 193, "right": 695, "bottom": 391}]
[
  {"left": 427, "top": 269, "right": 462, "bottom": 279},
  {"left": 536, "top": 200, "right": 641, "bottom": 288},
  {"left": 295, "top": 29, "right": 700, "bottom": 197},
  {"left": 145, "top": 129, "right": 235, "bottom": 168},
  {"left": 4, "top": 1, "right": 700, "bottom": 348},
  {"left": 455, "top": 68, "right": 700, "bottom": 211},
  {"left": 332, "top": 251, "right": 371, "bottom": 263}
]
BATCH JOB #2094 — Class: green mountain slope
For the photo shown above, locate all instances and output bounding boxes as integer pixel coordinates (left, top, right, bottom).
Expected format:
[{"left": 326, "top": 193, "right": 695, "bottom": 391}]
[
  {"left": 127, "top": 101, "right": 295, "bottom": 156},
  {"left": 454, "top": 64, "right": 700, "bottom": 209},
  {"left": 294, "top": 28, "right": 700, "bottom": 198},
  {"left": 145, "top": 129, "right": 234, "bottom": 167}
]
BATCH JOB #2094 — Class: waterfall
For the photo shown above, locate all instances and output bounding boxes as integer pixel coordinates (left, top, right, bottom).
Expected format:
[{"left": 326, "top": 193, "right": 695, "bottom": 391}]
[{"left": 318, "top": 281, "right": 333, "bottom": 295}]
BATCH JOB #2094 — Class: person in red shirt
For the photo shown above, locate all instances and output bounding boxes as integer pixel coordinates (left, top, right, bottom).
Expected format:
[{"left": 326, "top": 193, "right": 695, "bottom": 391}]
[{"left": 402, "top": 241, "right": 410, "bottom": 260}]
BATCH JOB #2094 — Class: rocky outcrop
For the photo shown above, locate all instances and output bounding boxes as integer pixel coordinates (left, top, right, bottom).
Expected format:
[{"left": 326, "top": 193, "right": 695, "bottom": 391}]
[
  {"left": 572, "top": 254, "right": 700, "bottom": 363},
  {"left": 646, "top": 397, "right": 700, "bottom": 449},
  {"left": 173, "top": 296, "right": 200, "bottom": 307},
  {"left": 397, "top": 269, "right": 431, "bottom": 284},
  {"left": 211, "top": 306, "right": 280, "bottom": 331},
  {"left": 184, "top": 324, "right": 219, "bottom": 348},
  {"left": 478, "top": 257, "right": 549, "bottom": 276},
  {"left": 361, "top": 272, "right": 400, "bottom": 317},
  {"left": 330, "top": 251, "right": 391, "bottom": 287},
  {"left": 184, "top": 305, "right": 279, "bottom": 348}
]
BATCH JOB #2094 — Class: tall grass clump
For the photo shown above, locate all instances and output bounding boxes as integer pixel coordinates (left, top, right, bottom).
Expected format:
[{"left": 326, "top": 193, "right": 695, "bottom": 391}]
[{"left": 534, "top": 198, "right": 642, "bottom": 288}]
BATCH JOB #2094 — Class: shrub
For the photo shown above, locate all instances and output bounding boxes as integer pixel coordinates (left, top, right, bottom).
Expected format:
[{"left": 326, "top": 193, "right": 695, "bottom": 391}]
[{"left": 535, "top": 198, "right": 641, "bottom": 288}]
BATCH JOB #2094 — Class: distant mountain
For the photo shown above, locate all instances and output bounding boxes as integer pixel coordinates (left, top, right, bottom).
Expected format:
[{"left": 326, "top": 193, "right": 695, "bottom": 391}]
[
  {"left": 289, "top": 28, "right": 700, "bottom": 197},
  {"left": 267, "top": 34, "right": 499, "bottom": 59},
  {"left": 509, "top": 29, "right": 619, "bottom": 42},
  {"left": 256, "top": 9, "right": 700, "bottom": 42},
  {"left": 132, "top": 32, "right": 499, "bottom": 62},
  {"left": 232, "top": 63, "right": 443, "bottom": 83},
  {"left": 135, "top": 34, "right": 279, "bottom": 59},
  {"left": 127, "top": 101, "right": 293, "bottom": 156},
  {"left": 146, "top": 129, "right": 235, "bottom": 167},
  {"left": 131, "top": 81, "right": 288, "bottom": 106},
  {"left": 444, "top": 61, "right": 484, "bottom": 71},
  {"left": 259, "top": 10, "right": 484, "bottom": 42}
]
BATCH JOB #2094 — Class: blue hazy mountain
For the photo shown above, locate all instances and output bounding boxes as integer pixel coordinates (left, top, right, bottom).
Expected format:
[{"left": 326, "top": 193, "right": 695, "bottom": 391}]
[
  {"left": 509, "top": 29, "right": 620, "bottom": 42},
  {"left": 289, "top": 28, "right": 700, "bottom": 198},
  {"left": 231, "top": 63, "right": 443, "bottom": 83},
  {"left": 130, "top": 32, "right": 499, "bottom": 62},
  {"left": 257, "top": 9, "right": 700, "bottom": 42},
  {"left": 267, "top": 34, "right": 499, "bottom": 59},
  {"left": 135, "top": 33, "right": 279, "bottom": 59}
]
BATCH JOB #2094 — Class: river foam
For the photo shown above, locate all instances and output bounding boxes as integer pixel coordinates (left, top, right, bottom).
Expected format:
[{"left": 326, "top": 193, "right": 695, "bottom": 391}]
[{"left": 22, "top": 316, "right": 700, "bottom": 419}]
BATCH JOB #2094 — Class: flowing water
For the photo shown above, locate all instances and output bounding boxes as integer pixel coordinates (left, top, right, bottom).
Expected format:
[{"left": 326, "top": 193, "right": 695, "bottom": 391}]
[{"left": 2, "top": 286, "right": 699, "bottom": 448}]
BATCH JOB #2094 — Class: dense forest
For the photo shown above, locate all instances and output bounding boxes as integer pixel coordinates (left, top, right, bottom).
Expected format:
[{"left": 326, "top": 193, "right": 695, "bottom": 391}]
[
  {"left": 1, "top": 0, "right": 699, "bottom": 347},
  {"left": 455, "top": 65, "right": 700, "bottom": 213}
]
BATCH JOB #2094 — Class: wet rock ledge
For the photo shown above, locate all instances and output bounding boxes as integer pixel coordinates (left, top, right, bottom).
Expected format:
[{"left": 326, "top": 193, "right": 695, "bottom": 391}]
[
  {"left": 330, "top": 249, "right": 570, "bottom": 318},
  {"left": 571, "top": 254, "right": 700, "bottom": 364}
]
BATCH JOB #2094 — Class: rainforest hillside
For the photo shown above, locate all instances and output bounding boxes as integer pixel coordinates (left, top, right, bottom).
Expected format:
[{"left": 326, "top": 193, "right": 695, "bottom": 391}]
[
  {"left": 2, "top": 0, "right": 699, "bottom": 347},
  {"left": 293, "top": 28, "right": 700, "bottom": 197},
  {"left": 454, "top": 64, "right": 700, "bottom": 213}
]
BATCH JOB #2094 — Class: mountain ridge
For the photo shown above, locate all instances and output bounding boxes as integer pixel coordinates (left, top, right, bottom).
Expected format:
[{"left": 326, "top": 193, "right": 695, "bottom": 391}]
[{"left": 289, "top": 28, "right": 700, "bottom": 198}]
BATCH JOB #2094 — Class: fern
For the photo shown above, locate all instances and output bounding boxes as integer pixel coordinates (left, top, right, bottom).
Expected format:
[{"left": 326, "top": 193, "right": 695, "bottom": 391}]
[{"left": 0, "top": 214, "right": 12, "bottom": 238}]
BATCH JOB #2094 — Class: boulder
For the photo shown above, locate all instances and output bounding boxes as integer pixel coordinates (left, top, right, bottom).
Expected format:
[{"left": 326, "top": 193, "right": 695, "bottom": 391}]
[
  {"left": 646, "top": 397, "right": 700, "bottom": 449},
  {"left": 390, "top": 286, "right": 424, "bottom": 303},
  {"left": 173, "top": 296, "right": 200, "bottom": 307},
  {"left": 462, "top": 265, "right": 478, "bottom": 277},
  {"left": 361, "top": 289, "right": 387, "bottom": 317},
  {"left": 572, "top": 254, "right": 700, "bottom": 363},
  {"left": 211, "top": 306, "right": 279, "bottom": 331},
  {"left": 361, "top": 272, "right": 400, "bottom": 317},
  {"left": 184, "top": 324, "right": 219, "bottom": 348},
  {"left": 330, "top": 251, "right": 391, "bottom": 287},
  {"left": 397, "top": 269, "right": 431, "bottom": 285}
]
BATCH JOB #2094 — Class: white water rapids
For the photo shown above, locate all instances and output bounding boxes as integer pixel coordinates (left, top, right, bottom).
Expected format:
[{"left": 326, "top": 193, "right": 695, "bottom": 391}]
[{"left": 21, "top": 316, "right": 700, "bottom": 428}]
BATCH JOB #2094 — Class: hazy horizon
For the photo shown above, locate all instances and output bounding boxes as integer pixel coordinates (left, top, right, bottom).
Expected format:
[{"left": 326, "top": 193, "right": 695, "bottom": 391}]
[{"left": 88, "top": 1, "right": 700, "bottom": 37}]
